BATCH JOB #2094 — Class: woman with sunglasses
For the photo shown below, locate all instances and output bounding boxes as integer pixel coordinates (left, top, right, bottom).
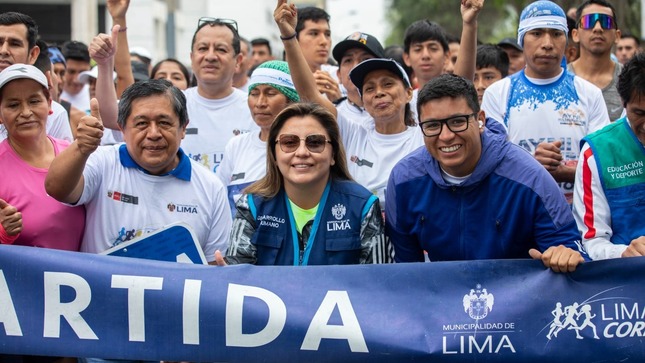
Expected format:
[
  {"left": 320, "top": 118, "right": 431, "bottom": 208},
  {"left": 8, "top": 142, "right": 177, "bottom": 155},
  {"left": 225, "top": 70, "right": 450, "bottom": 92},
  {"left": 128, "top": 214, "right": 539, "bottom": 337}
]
[
  {"left": 219, "top": 103, "right": 388, "bottom": 266},
  {"left": 216, "top": 60, "right": 299, "bottom": 216}
]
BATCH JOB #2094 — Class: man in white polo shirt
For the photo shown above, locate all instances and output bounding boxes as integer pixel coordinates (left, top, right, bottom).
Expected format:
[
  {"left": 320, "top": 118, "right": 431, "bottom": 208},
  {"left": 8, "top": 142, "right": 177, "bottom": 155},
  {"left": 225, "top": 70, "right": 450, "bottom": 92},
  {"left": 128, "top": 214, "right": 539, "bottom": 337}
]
[{"left": 46, "top": 79, "right": 232, "bottom": 264}]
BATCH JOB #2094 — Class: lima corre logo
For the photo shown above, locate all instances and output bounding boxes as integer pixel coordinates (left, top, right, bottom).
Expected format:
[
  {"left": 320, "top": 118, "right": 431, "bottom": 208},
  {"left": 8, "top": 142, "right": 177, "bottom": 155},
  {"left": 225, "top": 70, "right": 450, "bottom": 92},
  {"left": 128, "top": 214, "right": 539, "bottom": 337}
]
[
  {"left": 546, "top": 302, "right": 600, "bottom": 340},
  {"left": 463, "top": 284, "right": 494, "bottom": 321},
  {"left": 331, "top": 203, "right": 346, "bottom": 220}
]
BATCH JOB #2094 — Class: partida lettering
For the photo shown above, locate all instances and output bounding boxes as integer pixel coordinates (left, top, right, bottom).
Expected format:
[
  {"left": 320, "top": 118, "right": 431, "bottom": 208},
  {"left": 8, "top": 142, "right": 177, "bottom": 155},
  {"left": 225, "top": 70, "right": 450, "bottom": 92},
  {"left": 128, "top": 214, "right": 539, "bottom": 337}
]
[{"left": 0, "top": 270, "right": 368, "bottom": 353}]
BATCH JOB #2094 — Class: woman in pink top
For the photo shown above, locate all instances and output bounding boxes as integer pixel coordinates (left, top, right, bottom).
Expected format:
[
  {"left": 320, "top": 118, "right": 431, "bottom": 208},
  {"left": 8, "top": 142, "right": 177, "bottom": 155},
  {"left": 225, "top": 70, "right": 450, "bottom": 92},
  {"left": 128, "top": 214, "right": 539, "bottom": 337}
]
[{"left": 0, "top": 64, "right": 85, "bottom": 250}]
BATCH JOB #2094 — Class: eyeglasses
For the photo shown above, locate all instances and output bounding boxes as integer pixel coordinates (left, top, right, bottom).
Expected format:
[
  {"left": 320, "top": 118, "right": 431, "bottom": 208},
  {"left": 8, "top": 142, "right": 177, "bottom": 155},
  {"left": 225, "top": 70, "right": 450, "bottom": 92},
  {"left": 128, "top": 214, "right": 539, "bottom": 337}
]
[
  {"left": 578, "top": 13, "right": 616, "bottom": 30},
  {"left": 419, "top": 113, "right": 477, "bottom": 137},
  {"left": 197, "top": 17, "right": 238, "bottom": 32},
  {"left": 275, "top": 134, "right": 332, "bottom": 153}
]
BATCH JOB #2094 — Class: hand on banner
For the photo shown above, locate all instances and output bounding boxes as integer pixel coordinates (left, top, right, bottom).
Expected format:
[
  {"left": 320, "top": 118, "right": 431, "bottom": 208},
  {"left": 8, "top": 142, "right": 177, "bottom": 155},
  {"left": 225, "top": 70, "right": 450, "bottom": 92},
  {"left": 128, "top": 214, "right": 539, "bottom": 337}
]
[
  {"left": 622, "top": 236, "right": 645, "bottom": 257},
  {"left": 0, "top": 199, "right": 22, "bottom": 237},
  {"left": 529, "top": 245, "right": 584, "bottom": 273},
  {"left": 214, "top": 250, "right": 228, "bottom": 266},
  {"left": 76, "top": 98, "right": 104, "bottom": 156}
]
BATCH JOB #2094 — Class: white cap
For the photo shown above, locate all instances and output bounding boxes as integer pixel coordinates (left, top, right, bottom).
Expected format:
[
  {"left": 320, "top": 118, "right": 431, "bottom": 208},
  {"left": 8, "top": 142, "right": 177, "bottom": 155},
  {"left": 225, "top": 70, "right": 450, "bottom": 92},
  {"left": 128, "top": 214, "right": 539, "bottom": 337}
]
[
  {"left": 78, "top": 66, "right": 117, "bottom": 84},
  {"left": 0, "top": 64, "right": 48, "bottom": 91},
  {"left": 130, "top": 46, "right": 152, "bottom": 62}
]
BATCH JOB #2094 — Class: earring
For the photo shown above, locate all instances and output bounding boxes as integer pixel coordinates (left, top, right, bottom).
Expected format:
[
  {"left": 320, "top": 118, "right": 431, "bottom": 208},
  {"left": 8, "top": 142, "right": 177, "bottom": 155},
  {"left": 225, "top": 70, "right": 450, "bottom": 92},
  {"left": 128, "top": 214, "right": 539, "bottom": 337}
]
[{"left": 48, "top": 109, "right": 54, "bottom": 115}]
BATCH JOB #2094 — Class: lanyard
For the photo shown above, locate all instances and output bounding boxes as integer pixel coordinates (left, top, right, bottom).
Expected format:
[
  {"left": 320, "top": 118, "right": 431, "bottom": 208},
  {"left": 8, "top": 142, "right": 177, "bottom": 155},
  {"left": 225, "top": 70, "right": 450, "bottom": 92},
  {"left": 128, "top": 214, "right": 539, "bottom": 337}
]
[{"left": 284, "top": 181, "right": 331, "bottom": 266}]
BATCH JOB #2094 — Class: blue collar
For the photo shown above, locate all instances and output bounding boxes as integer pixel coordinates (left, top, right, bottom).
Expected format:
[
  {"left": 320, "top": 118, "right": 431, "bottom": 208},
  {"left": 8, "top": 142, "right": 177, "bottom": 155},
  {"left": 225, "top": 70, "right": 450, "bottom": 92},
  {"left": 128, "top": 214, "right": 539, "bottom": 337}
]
[{"left": 118, "top": 144, "right": 192, "bottom": 181}]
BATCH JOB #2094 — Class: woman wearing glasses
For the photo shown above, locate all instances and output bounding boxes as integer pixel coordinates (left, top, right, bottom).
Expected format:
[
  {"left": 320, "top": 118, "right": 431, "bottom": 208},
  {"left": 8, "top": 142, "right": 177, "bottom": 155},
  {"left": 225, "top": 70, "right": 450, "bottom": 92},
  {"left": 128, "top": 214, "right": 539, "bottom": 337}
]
[{"left": 219, "top": 103, "right": 388, "bottom": 265}]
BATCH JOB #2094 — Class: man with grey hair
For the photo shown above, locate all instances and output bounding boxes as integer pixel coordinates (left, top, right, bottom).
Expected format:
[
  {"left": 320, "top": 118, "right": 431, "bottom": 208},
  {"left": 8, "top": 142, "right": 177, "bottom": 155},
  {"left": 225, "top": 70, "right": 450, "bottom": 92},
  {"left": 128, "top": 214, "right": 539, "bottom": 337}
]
[
  {"left": 45, "top": 80, "right": 232, "bottom": 264},
  {"left": 482, "top": 0, "right": 610, "bottom": 204}
]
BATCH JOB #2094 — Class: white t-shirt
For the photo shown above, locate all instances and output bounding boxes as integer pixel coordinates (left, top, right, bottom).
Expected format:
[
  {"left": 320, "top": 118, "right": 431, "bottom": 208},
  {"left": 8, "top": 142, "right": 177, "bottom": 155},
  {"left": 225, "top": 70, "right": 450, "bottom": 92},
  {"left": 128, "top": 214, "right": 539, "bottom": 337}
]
[
  {"left": 321, "top": 63, "right": 346, "bottom": 98},
  {"left": 76, "top": 144, "right": 232, "bottom": 262},
  {"left": 338, "top": 113, "right": 424, "bottom": 208},
  {"left": 61, "top": 84, "right": 91, "bottom": 112},
  {"left": 409, "top": 88, "right": 419, "bottom": 122},
  {"left": 0, "top": 100, "right": 72, "bottom": 142},
  {"left": 182, "top": 87, "right": 256, "bottom": 174},
  {"left": 336, "top": 98, "right": 375, "bottom": 129},
  {"left": 481, "top": 69, "right": 610, "bottom": 201},
  {"left": 216, "top": 130, "right": 267, "bottom": 216}
]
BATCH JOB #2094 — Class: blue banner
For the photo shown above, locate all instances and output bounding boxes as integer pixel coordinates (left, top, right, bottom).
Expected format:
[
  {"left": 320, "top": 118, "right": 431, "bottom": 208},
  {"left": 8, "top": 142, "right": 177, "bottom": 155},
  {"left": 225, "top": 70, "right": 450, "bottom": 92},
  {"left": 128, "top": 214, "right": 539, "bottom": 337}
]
[{"left": 0, "top": 244, "right": 644, "bottom": 362}]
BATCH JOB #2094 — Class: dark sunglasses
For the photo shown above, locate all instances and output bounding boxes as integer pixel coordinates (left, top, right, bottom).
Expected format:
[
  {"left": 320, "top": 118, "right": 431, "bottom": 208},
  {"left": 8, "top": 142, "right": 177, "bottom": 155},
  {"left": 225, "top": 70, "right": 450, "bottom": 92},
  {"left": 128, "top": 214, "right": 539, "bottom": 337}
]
[
  {"left": 197, "top": 17, "right": 238, "bottom": 32},
  {"left": 578, "top": 13, "right": 616, "bottom": 30},
  {"left": 275, "top": 134, "right": 332, "bottom": 153}
]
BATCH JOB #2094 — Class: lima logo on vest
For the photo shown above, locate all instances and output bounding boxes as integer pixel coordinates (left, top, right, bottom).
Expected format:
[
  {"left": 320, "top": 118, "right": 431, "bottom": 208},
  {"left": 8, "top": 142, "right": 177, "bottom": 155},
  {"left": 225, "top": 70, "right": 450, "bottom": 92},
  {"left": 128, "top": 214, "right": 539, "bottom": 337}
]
[{"left": 327, "top": 203, "right": 350, "bottom": 231}]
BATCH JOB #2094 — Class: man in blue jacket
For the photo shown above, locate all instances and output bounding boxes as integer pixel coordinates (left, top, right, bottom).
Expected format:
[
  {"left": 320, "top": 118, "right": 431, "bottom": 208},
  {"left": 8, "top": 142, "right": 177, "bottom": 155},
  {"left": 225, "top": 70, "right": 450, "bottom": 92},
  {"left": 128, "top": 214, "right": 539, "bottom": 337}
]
[{"left": 385, "top": 74, "right": 586, "bottom": 272}]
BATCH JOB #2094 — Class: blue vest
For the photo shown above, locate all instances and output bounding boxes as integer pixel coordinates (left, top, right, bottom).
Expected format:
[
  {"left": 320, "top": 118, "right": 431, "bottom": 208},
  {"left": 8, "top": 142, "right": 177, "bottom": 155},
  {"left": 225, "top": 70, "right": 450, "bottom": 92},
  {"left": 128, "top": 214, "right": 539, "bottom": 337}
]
[
  {"left": 583, "top": 118, "right": 645, "bottom": 246},
  {"left": 248, "top": 180, "right": 378, "bottom": 266}
]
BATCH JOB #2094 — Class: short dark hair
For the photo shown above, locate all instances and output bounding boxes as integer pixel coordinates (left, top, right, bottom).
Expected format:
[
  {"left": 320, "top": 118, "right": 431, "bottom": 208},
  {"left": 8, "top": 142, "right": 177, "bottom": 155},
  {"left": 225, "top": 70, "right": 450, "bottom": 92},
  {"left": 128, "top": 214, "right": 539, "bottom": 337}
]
[
  {"left": 295, "top": 7, "right": 330, "bottom": 40},
  {"left": 118, "top": 79, "right": 188, "bottom": 128},
  {"left": 34, "top": 39, "right": 52, "bottom": 73},
  {"left": 0, "top": 12, "right": 38, "bottom": 51},
  {"left": 575, "top": 0, "right": 617, "bottom": 24},
  {"left": 384, "top": 45, "right": 413, "bottom": 80},
  {"left": 403, "top": 19, "right": 449, "bottom": 54},
  {"left": 617, "top": 52, "right": 645, "bottom": 107},
  {"left": 61, "top": 40, "right": 90, "bottom": 63},
  {"left": 240, "top": 36, "right": 251, "bottom": 55},
  {"left": 191, "top": 20, "right": 240, "bottom": 55},
  {"left": 445, "top": 33, "right": 460, "bottom": 45},
  {"left": 476, "top": 44, "right": 509, "bottom": 78},
  {"left": 621, "top": 33, "right": 641, "bottom": 46},
  {"left": 151, "top": 58, "right": 191, "bottom": 85},
  {"left": 417, "top": 74, "right": 480, "bottom": 119},
  {"left": 251, "top": 37, "right": 272, "bottom": 55}
]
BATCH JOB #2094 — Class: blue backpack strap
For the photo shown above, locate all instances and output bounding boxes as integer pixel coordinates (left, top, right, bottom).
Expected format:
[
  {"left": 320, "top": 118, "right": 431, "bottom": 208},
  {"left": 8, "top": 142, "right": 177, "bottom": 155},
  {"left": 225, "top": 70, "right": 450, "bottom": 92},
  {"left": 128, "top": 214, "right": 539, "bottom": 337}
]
[
  {"left": 248, "top": 194, "right": 257, "bottom": 220},
  {"left": 361, "top": 194, "right": 379, "bottom": 221}
]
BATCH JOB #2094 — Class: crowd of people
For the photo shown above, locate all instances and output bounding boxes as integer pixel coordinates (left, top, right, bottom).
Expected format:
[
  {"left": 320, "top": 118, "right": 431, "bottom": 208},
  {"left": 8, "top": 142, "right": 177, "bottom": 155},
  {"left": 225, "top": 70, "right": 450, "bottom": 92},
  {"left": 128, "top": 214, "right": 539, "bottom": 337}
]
[
  {"left": 3, "top": 0, "right": 645, "bottom": 360},
  {"left": 0, "top": 0, "right": 644, "bottom": 345}
]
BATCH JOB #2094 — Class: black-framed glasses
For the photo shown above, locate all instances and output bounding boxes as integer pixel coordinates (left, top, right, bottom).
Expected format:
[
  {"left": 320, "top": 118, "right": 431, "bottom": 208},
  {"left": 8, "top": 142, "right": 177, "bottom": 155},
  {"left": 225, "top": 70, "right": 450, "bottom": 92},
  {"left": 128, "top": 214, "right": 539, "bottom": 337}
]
[
  {"left": 419, "top": 113, "right": 477, "bottom": 137},
  {"left": 198, "top": 17, "right": 238, "bottom": 32},
  {"left": 578, "top": 13, "right": 616, "bottom": 30},
  {"left": 275, "top": 134, "right": 332, "bottom": 153}
]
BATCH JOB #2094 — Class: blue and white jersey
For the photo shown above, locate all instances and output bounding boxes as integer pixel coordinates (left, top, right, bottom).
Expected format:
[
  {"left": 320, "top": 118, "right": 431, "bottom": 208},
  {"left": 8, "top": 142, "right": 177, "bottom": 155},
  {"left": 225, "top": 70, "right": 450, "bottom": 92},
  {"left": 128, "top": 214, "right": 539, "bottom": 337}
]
[{"left": 482, "top": 68, "right": 610, "bottom": 201}]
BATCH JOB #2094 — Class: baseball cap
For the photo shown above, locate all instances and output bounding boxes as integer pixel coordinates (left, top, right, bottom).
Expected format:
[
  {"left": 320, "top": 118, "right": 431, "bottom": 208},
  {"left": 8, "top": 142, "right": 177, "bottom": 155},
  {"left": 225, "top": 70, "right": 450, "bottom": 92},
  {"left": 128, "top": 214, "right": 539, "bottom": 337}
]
[
  {"left": 78, "top": 66, "right": 117, "bottom": 84},
  {"left": 131, "top": 61, "right": 150, "bottom": 82},
  {"left": 332, "top": 32, "right": 385, "bottom": 64},
  {"left": 0, "top": 64, "right": 48, "bottom": 91},
  {"left": 497, "top": 38, "right": 523, "bottom": 52},
  {"left": 130, "top": 46, "right": 152, "bottom": 64},
  {"left": 349, "top": 58, "right": 411, "bottom": 97}
]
